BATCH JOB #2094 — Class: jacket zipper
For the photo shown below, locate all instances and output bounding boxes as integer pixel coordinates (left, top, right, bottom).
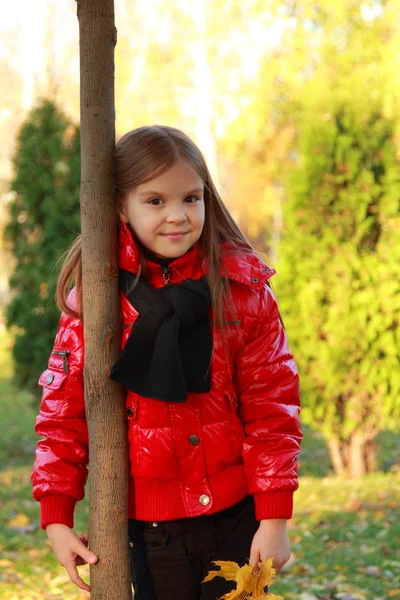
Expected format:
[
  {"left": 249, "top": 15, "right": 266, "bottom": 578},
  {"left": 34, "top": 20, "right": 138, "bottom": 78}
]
[
  {"left": 160, "top": 266, "right": 171, "bottom": 285},
  {"left": 51, "top": 350, "right": 70, "bottom": 374}
]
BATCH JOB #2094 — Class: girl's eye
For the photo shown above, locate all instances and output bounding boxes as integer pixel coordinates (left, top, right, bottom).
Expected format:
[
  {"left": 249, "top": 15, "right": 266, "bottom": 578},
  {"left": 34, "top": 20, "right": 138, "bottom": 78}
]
[{"left": 147, "top": 196, "right": 201, "bottom": 205}]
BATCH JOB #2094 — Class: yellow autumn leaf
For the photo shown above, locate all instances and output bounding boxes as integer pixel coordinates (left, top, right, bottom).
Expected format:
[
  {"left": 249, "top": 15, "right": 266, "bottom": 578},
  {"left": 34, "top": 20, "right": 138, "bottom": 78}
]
[
  {"left": 7, "top": 513, "right": 30, "bottom": 528},
  {"left": 203, "top": 560, "right": 240, "bottom": 583},
  {"left": 0, "top": 559, "right": 16, "bottom": 569},
  {"left": 203, "top": 557, "right": 283, "bottom": 600},
  {"left": 0, "top": 471, "right": 12, "bottom": 485}
]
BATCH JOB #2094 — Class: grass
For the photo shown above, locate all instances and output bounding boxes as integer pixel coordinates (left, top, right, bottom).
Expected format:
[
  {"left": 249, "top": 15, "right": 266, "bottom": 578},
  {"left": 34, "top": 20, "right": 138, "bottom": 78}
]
[{"left": 0, "top": 324, "right": 399, "bottom": 599}]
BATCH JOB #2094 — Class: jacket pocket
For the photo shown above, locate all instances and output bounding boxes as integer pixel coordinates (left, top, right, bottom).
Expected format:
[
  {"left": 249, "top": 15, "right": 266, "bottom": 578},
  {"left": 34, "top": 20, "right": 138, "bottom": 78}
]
[
  {"left": 228, "top": 414, "right": 245, "bottom": 460},
  {"left": 126, "top": 396, "right": 178, "bottom": 481},
  {"left": 128, "top": 520, "right": 170, "bottom": 549},
  {"left": 38, "top": 369, "right": 68, "bottom": 390},
  {"left": 48, "top": 347, "right": 71, "bottom": 373},
  {"left": 37, "top": 368, "right": 69, "bottom": 418}
]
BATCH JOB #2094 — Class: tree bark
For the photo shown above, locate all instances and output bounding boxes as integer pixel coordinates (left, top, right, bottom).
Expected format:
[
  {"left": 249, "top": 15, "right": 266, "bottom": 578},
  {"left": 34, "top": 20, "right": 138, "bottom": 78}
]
[
  {"left": 348, "top": 432, "right": 367, "bottom": 478},
  {"left": 327, "top": 439, "right": 347, "bottom": 477},
  {"left": 365, "top": 439, "right": 377, "bottom": 473},
  {"left": 328, "top": 434, "right": 378, "bottom": 478},
  {"left": 77, "top": 1, "right": 131, "bottom": 598}
]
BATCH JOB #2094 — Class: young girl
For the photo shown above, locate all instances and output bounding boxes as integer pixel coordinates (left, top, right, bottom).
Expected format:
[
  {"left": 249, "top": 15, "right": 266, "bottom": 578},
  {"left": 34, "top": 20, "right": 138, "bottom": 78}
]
[{"left": 32, "top": 125, "right": 302, "bottom": 599}]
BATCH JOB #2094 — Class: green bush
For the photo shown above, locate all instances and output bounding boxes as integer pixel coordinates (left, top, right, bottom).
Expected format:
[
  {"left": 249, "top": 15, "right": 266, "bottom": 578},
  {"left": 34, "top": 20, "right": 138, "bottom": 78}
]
[
  {"left": 4, "top": 99, "right": 80, "bottom": 398},
  {"left": 277, "top": 93, "right": 400, "bottom": 476}
]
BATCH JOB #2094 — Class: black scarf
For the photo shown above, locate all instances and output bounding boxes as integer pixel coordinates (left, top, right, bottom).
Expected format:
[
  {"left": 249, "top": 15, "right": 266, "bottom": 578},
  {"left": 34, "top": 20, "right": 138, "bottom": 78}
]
[{"left": 110, "top": 270, "right": 212, "bottom": 402}]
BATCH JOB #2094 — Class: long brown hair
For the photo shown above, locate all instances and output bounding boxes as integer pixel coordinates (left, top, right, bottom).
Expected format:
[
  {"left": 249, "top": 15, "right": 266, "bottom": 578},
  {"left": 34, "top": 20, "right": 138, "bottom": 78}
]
[{"left": 57, "top": 125, "right": 255, "bottom": 325}]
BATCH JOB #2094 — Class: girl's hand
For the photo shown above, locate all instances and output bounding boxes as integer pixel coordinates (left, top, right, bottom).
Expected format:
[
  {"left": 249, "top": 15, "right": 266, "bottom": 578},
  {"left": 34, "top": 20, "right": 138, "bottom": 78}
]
[
  {"left": 46, "top": 523, "right": 98, "bottom": 592},
  {"left": 249, "top": 519, "right": 291, "bottom": 574}
]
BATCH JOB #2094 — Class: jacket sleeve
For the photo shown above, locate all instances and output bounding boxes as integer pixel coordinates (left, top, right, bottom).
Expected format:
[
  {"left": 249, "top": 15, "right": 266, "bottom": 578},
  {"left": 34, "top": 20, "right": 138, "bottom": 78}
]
[
  {"left": 235, "top": 283, "right": 302, "bottom": 520},
  {"left": 31, "top": 293, "right": 88, "bottom": 530}
]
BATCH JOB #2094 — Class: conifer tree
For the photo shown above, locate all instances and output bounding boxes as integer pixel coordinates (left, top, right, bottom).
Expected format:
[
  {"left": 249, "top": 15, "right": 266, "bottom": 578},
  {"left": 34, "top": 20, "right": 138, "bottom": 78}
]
[{"left": 5, "top": 99, "right": 80, "bottom": 397}]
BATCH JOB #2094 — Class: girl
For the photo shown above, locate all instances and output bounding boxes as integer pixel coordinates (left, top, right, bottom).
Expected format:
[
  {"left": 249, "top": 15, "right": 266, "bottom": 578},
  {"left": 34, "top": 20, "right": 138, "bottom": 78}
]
[{"left": 32, "top": 125, "right": 302, "bottom": 599}]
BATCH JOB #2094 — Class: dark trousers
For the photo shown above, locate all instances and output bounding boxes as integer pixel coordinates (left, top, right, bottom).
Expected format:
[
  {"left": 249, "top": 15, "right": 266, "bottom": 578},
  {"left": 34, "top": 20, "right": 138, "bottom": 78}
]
[{"left": 128, "top": 495, "right": 266, "bottom": 600}]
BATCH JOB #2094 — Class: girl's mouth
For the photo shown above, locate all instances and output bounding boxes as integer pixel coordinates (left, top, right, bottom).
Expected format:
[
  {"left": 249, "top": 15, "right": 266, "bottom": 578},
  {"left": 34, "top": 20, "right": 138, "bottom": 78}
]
[{"left": 162, "top": 232, "right": 189, "bottom": 240}]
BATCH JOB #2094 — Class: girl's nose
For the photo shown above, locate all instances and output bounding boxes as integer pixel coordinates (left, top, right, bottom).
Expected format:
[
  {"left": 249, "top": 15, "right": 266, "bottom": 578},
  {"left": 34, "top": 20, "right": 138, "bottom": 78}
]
[{"left": 166, "top": 206, "right": 188, "bottom": 223}]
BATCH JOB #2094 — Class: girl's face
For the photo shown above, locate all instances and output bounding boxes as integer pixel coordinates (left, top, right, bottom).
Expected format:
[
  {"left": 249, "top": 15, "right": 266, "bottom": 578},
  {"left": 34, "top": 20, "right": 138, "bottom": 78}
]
[{"left": 119, "top": 160, "right": 205, "bottom": 259}]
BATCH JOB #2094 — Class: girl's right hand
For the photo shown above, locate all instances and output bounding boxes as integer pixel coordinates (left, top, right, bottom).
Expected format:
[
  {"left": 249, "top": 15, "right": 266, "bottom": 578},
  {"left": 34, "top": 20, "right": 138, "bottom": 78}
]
[{"left": 46, "top": 523, "right": 98, "bottom": 592}]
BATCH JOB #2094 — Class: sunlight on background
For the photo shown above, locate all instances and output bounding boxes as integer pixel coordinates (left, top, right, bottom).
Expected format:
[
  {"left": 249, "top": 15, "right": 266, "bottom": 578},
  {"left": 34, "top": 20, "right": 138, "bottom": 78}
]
[
  {"left": 0, "top": 0, "right": 284, "bottom": 172},
  {"left": 1, "top": 2, "right": 400, "bottom": 599}
]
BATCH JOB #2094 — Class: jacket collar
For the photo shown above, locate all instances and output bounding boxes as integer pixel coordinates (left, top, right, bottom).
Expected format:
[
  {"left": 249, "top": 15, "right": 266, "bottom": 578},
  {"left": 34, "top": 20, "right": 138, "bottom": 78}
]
[{"left": 118, "top": 222, "right": 276, "bottom": 289}]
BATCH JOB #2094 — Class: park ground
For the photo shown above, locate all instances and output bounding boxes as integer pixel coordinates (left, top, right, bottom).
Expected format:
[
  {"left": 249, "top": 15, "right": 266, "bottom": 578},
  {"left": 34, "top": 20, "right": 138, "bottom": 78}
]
[{"left": 0, "top": 324, "right": 399, "bottom": 600}]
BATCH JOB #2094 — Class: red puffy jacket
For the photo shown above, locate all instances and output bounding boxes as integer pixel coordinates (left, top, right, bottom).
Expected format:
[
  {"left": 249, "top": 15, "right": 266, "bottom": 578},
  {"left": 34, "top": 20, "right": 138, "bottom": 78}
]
[{"left": 32, "top": 223, "right": 302, "bottom": 529}]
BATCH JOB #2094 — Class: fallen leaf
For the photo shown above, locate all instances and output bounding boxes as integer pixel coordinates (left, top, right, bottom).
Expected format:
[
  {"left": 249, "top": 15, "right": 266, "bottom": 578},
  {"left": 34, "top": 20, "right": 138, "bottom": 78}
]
[
  {"left": 344, "top": 498, "right": 362, "bottom": 512},
  {"left": 0, "top": 471, "right": 12, "bottom": 485},
  {"left": 292, "top": 536, "right": 302, "bottom": 544},
  {"left": 335, "top": 594, "right": 367, "bottom": 600},
  {"left": 7, "top": 512, "right": 30, "bottom": 528},
  {"left": 0, "top": 559, "right": 16, "bottom": 569},
  {"left": 291, "top": 562, "right": 316, "bottom": 576}
]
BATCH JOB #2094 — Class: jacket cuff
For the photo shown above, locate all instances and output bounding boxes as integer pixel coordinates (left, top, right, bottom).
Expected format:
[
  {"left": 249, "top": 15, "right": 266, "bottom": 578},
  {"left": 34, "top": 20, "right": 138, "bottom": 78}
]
[
  {"left": 40, "top": 495, "right": 77, "bottom": 530},
  {"left": 253, "top": 490, "right": 294, "bottom": 520}
]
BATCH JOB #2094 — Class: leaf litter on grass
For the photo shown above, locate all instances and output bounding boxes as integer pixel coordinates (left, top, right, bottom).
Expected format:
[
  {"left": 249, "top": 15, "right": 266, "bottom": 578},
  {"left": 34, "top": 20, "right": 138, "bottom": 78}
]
[{"left": 1, "top": 367, "right": 399, "bottom": 600}]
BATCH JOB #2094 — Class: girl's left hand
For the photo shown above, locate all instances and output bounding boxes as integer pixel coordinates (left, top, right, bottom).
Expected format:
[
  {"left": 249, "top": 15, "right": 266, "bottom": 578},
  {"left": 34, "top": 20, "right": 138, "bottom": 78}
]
[{"left": 249, "top": 518, "right": 291, "bottom": 574}]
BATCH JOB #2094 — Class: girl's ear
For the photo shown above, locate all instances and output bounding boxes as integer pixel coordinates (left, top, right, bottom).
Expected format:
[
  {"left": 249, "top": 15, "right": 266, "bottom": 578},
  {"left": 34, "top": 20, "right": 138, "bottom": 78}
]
[{"left": 117, "top": 197, "right": 129, "bottom": 223}]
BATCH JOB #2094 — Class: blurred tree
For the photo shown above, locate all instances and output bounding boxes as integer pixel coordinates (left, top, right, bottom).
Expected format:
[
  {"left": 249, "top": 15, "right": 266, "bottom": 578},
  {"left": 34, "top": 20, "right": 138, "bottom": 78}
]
[
  {"left": 0, "top": 58, "right": 23, "bottom": 308},
  {"left": 220, "top": 0, "right": 400, "bottom": 255},
  {"left": 116, "top": 0, "right": 279, "bottom": 215},
  {"left": 4, "top": 98, "right": 80, "bottom": 398},
  {"left": 278, "top": 101, "right": 400, "bottom": 478},
  {"left": 275, "top": 2, "right": 400, "bottom": 477}
]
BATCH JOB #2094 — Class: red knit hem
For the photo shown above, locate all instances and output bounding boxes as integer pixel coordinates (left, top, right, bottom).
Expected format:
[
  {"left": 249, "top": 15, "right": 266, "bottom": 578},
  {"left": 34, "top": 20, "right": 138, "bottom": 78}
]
[
  {"left": 40, "top": 495, "right": 77, "bottom": 530},
  {"left": 253, "top": 490, "right": 294, "bottom": 520},
  {"left": 129, "top": 465, "right": 249, "bottom": 521}
]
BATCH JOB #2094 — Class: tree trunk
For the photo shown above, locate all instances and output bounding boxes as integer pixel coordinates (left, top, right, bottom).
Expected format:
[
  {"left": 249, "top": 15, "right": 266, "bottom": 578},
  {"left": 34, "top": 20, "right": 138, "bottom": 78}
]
[
  {"left": 327, "top": 433, "right": 377, "bottom": 478},
  {"left": 327, "top": 439, "right": 347, "bottom": 477},
  {"left": 365, "top": 439, "right": 377, "bottom": 473},
  {"left": 348, "top": 432, "right": 367, "bottom": 478},
  {"left": 77, "top": 1, "right": 131, "bottom": 598}
]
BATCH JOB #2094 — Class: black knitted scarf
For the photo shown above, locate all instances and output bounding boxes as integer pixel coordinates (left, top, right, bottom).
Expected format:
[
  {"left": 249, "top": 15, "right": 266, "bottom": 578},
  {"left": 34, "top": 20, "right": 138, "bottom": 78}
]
[{"left": 110, "top": 270, "right": 212, "bottom": 403}]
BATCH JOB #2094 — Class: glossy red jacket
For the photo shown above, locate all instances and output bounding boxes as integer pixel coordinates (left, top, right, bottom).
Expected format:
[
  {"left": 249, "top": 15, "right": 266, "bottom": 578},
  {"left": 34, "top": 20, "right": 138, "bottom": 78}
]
[{"left": 32, "top": 223, "right": 302, "bottom": 529}]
